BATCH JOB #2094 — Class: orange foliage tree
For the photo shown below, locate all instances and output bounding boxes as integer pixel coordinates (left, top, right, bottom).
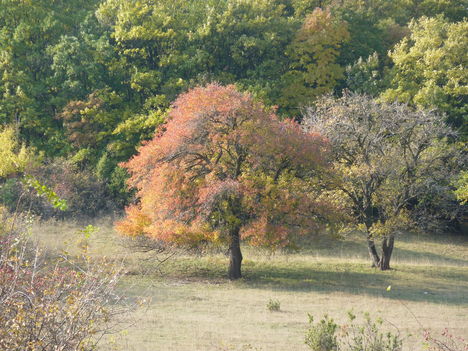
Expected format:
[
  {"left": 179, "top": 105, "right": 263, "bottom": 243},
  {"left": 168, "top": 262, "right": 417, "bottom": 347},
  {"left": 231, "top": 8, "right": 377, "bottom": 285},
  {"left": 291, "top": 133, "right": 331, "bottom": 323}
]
[{"left": 117, "top": 84, "right": 333, "bottom": 279}]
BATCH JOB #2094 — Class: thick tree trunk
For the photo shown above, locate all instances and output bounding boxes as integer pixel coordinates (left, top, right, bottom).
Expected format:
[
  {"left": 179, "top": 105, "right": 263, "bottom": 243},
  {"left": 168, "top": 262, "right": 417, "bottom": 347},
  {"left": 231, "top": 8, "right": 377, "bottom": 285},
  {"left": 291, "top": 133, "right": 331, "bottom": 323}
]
[
  {"left": 379, "top": 235, "right": 394, "bottom": 270},
  {"left": 367, "top": 234, "right": 380, "bottom": 268},
  {"left": 228, "top": 227, "right": 243, "bottom": 280}
]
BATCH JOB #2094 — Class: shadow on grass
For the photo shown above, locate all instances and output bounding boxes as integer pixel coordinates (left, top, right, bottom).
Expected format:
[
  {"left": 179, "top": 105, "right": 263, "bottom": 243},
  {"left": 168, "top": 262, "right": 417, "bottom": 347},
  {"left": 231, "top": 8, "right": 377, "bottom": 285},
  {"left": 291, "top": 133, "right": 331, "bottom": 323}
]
[
  {"left": 133, "top": 231, "right": 467, "bottom": 306},
  {"left": 385, "top": 247, "right": 467, "bottom": 266},
  {"left": 238, "top": 261, "right": 468, "bottom": 306},
  {"left": 298, "top": 236, "right": 468, "bottom": 267},
  {"left": 153, "top": 256, "right": 468, "bottom": 306}
]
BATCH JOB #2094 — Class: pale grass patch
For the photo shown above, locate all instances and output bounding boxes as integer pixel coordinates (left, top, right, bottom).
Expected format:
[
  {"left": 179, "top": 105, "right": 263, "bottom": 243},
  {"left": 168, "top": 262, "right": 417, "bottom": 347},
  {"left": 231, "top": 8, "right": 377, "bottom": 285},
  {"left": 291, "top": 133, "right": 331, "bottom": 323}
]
[
  {"left": 104, "top": 278, "right": 467, "bottom": 351},
  {"left": 31, "top": 219, "right": 468, "bottom": 351}
]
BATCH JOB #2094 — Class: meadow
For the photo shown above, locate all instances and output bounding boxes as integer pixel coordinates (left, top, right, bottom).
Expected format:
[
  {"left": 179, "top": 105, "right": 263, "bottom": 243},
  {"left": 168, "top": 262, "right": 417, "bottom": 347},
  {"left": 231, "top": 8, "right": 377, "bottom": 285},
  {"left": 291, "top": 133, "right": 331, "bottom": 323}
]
[{"left": 32, "top": 219, "right": 468, "bottom": 351}]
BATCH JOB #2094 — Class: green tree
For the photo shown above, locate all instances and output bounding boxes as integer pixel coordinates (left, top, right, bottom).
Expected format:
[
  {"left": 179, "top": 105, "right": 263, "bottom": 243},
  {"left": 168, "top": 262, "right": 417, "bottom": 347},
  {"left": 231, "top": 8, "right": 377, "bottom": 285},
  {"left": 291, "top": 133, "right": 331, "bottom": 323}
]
[
  {"left": 96, "top": 0, "right": 299, "bottom": 109},
  {"left": 382, "top": 17, "right": 468, "bottom": 136},
  {"left": 345, "top": 53, "right": 387, "bottom": 96},
  {"left": 46, "top": 14, "right": 117, "bottom": 108},
  {"left": 454, "top": 171, "right": 468, "bottom": 205},
  {"left": 0, "top": 0, "right": 103, "bottom": 154},
  {"left": 332, "top": 7, "right": 386, "bottom": 68}
]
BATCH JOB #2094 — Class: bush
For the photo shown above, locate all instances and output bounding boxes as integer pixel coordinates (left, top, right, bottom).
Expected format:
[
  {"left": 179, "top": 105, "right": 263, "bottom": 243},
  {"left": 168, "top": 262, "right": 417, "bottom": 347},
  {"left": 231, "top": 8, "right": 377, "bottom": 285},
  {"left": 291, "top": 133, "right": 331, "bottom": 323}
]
[
  {"left": 0, "top": 159, "right": 119, "bottom": 219},
  {"left": 341, "top": 312, "right": 402, "bottom": 351},
  {"left": 423, "top": 329, "right": 468, "bottom": 351},
  {"left": 0, "top": 178, "right": 21, "bottom": 209},
  {"left": 267, "top": 299, "right": 281, "bottom": 312},
  {"left": 0, "top": 208, "right": 130, "bottom": 351},
  {"left": 305, "top": 314, "right": 338, "bottom": 351},
  {"left": 305, "top": 312, "right": 402, "bottom": 351}
]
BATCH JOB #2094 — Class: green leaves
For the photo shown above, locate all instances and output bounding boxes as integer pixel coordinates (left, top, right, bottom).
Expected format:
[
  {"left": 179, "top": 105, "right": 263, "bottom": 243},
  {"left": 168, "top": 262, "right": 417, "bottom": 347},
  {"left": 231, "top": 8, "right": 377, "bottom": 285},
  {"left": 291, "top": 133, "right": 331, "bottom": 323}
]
[
  {"left": 345, "top": 53, "right": 387, "bottom": 96},
  {"left": 22, "top": 175, "right": 68, "bottom": 211},
  {"left": 454, "top": 171, "right": 468, "bottom": 205},
  {"left": 382, "top": 17, "right": 468, "bottom": 137}
]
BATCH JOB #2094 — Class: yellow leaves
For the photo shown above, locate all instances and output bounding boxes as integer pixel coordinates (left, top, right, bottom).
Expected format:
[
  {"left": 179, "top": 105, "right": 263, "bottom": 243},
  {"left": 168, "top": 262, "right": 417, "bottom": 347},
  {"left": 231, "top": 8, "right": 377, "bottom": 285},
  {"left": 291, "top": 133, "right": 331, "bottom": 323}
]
[
  {"left": 385, "top": 16, "right": 468, "bottom": 119},
  {"left": 158, "top": 220, "right": 220, "bottom": 247},
  {"left": 115, "top": 205, "right": 152, "bottom": 237},
  {"left": 0, "top": 126, "right": 39, "bottom": 178},
  {"left": 67, "top": 295, "right": 76, "bottom": 305},
  {"left": 368, "top": 211, "right": 413, "bottom": 238},
  {"left": 454, "top": 171, "right": 468, "bottom": 205},
  {"left": 281, "top": 7, "right": 349, "bottom": 109}
]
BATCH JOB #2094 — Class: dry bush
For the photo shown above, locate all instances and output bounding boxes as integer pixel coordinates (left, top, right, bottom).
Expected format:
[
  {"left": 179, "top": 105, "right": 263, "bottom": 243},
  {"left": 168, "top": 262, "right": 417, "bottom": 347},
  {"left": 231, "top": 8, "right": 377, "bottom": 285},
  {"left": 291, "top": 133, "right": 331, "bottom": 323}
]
[
  {"left": 0, "top": 159, "right": 119, "bottom": 219},
  {"left": 424, "top": 329, "right": 468, "bottom": 351},
  {"left": 0, "top": 209, "right": 131, "bottom": 351}
]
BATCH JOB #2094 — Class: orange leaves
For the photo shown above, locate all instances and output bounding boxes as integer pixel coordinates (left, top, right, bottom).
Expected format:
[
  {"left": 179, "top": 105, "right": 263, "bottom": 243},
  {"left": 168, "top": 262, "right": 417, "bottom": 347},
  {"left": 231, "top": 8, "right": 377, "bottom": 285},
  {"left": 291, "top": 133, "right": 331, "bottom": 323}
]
[
  {"left": 115, "top": 205, "right": 152, "bottom": 237},
  {"left": 117, "top": 83, "right": 334, "bottom": 250},
  {"left": 241, "top": 216, "right": 290, "bottom": 249}
]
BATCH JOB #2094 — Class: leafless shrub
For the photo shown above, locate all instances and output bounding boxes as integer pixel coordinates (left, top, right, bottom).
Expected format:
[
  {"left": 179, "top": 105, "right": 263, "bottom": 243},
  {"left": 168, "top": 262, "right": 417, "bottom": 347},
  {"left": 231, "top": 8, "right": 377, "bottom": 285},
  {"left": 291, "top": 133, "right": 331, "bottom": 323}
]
[{"left": 0, "top": 209, "right": 133, "bottom": 351}]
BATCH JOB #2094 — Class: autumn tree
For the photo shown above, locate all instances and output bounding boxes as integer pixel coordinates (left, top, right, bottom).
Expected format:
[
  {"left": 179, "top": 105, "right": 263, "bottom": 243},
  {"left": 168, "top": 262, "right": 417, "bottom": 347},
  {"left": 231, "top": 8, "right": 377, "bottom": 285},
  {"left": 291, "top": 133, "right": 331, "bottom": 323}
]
[
  {"left": 304, "top": 94, "right": 460, "bottom": 270},
  {"left": 117, "top": 84, "right": 333, "bottom": 279},
  {"left": 280, "top": 7, "right": 349, "bottom": 113}
]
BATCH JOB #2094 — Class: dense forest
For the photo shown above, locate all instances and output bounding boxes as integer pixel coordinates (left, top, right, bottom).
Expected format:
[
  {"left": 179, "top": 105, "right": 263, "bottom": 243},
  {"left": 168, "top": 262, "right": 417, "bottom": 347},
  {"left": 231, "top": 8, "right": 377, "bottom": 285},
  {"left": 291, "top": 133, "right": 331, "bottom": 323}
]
[{"left": 1, "top": 0, "right": 467, "bottom": 271}]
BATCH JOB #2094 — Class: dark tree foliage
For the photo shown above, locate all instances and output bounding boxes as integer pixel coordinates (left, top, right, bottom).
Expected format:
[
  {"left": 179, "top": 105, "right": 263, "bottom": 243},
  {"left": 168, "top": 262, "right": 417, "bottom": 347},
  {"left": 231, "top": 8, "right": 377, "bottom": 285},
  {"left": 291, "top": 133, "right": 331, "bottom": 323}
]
[{"left": 0, "top": 0, "right": 465, "bottom": 221}]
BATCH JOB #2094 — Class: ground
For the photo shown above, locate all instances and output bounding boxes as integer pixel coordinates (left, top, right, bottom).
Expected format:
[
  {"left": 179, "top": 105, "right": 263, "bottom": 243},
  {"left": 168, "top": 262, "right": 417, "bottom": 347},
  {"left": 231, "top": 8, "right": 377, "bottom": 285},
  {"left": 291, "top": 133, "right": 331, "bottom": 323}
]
[{"left": 32, "top": 219, "right": 468, "bottom": 351}]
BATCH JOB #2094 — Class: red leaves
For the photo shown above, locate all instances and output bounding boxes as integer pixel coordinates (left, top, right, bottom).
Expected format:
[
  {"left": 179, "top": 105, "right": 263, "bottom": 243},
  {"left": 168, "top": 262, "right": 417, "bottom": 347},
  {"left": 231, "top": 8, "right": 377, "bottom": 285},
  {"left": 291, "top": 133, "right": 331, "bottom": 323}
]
[{"left": 117, "top": 83, "right": 333, "bottom": 249}]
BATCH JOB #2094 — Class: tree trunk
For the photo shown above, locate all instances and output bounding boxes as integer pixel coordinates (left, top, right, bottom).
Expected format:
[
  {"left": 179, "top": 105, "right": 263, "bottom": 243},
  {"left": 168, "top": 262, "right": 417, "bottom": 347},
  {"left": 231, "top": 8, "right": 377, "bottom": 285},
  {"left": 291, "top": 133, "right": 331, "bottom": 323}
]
[
  {"left": 228, "top": 227, "right": 243, "bottom": 280},
  {"left": 367, "top": 234, "right": 380, "bottom": 268},
  {"left": 379, "top": 234, "right": 394, "bottom": 270}
]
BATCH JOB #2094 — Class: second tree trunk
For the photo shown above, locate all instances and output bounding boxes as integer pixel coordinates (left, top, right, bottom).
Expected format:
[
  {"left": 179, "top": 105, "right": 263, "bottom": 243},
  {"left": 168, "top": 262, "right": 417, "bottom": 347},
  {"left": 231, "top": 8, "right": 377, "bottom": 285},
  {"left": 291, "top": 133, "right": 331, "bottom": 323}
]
[
  {"left": 228, "top": 227, "right": 243, "bottom": 280},
  {"left": 367, "top": 234, "right": 394, "bottom": 271}
]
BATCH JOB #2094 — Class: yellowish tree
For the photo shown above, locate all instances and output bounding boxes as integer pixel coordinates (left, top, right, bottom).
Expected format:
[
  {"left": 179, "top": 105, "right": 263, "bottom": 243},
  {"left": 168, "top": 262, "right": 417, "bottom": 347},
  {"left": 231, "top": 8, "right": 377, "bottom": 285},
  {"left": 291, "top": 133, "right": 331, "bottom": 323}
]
[
  {"left": 280, "top": 7, "right": 349, "bottom": 113},
  {"left": 382, "top": 17, "right": 468, "bottom": 136},
  {"left": 304, "top": 94, "right": 461, "bottom": 270},
  {"left": 0, "top": 126, "right": 38, "bottom": 179}
]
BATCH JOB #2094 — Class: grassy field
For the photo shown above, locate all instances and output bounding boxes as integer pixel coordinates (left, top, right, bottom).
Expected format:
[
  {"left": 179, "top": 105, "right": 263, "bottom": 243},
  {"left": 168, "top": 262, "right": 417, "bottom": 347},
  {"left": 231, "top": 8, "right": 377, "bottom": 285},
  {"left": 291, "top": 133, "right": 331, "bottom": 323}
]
[{"left": 32, "top": 219, "right": 468, "bottom": 351}]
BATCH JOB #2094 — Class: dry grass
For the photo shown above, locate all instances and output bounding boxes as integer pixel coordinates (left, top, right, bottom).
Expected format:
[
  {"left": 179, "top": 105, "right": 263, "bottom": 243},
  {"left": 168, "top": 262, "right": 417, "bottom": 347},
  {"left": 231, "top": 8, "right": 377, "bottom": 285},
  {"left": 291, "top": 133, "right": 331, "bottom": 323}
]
[{"left": 31, "top": 219, "right": 468, "bottom": 351}]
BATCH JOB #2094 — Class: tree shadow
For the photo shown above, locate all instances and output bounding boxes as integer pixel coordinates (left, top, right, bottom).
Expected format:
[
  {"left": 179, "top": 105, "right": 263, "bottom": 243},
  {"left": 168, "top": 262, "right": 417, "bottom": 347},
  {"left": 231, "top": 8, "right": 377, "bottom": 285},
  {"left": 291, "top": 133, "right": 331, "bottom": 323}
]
[
  {"left": 238, "top": 262, "right": 468, "bottom": 306},
  {"left": 295, "top": 234, "right": 467, "bottom": 267},
  {"left": 391, "top": 247, "right": 468, "bottom": 266}
]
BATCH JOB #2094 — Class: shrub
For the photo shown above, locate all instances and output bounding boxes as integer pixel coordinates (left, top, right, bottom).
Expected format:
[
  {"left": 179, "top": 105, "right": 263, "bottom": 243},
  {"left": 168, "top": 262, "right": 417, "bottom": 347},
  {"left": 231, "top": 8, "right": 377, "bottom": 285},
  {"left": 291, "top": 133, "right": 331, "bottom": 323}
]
[
  {"left": 33, "top": 159, "right": 118, "bottom": 218},
  {"left": 423, "top": 329, "right": 468, "bottom": 351},
  {"left": 0, "top": 159, "right": 119, "bottom": 219},
  {"left": 267, "top": 299, "right": 281, "bottom": 312},
  {"left": 305, "top": 314, "right": 339, "bottom": 351},
  {"left": 341, "top": 312, "right": 402, "bottom": 351},
  {"left": 0, "top": 178, "right": 21, "bottom": 209},
  {"left": 0, "top": 209, "right": 130, "bottom": 350},
  {"left": 305, "top": 313, "right": 402, "bottom": 351}
]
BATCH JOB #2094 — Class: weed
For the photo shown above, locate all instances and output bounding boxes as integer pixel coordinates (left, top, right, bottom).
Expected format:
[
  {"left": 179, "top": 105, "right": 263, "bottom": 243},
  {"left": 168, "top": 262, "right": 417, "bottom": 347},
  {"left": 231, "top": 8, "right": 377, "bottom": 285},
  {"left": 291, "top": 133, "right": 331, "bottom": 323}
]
[
  {"left": 305, "top": 314, "right": 338, "bottom": 351},
  {"left": 305, "top": 312, "right": 402, "bottom": 351},
  {"left": 267, "top": 298, "right": 281, "bottom": 312}
]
